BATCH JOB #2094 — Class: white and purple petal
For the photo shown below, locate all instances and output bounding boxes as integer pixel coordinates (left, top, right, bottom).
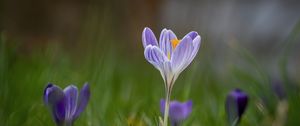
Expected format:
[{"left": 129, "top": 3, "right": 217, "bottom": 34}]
[
  {"left": 171, "top": 36, "right": 194, "bottom": 74},
  {"left": 74, "top": 83, "right": 90, "bottom": 119},
  {"left": 186, "top": 31, "right": 198, "bottom": 40},
  {"left": 144, "top": 45, "right": 169, "bottom": 71},
  {"left": 190, "top": 35, "right": 201, "bottom": 60},
  {"left": 159, "top": 29, "right": 177, "bottom": 57},
  {"left": 142, "top": 27, "right": 158, "bottom": 48},
  {"left": 161, "top": 61, "right": 173, "bottom": 85},
  {"left": 63, "top": 85, "right": 78, "bottom": 120},
  {"left": 184, "top": 35, "right": 201, "bottom": 71}
]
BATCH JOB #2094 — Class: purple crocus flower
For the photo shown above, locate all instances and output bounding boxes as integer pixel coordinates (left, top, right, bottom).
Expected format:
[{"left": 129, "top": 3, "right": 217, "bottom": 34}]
[
  {"left": 142, "top": 27, "right": 201, "bottom": 89},
  {"left": 142, "top": 27, "right": 201, "bottom": 126},
  {"left": 44, "top": 83, "right": 90, "bottom": 126},
  {"left": 225, "top": 89, "right": 248, "bottom": 125},
  {"left": 160, "top": 99, "right": 192, "bottom": 126}
]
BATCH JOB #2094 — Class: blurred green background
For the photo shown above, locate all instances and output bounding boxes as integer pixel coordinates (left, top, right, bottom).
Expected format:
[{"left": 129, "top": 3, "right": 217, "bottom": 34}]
[{"left": 0, "top": 0, "right": 300, "bottom": 125}]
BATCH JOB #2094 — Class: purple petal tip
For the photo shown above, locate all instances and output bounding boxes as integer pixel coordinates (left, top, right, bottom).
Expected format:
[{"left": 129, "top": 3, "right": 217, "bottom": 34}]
[{"left": 225, "top": 88, "right": 249, "bottom": 125}]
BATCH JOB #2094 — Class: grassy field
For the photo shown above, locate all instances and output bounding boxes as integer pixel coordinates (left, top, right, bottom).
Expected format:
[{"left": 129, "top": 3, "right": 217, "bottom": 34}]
[{"left": 0, "top": 20, "right": 300, "bottom": 126}]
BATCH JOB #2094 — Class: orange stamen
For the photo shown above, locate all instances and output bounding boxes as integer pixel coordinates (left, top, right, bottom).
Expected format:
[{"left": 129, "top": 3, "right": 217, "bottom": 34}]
[{"left": 171, "top": 39, "right": 180, "bottom": 49}]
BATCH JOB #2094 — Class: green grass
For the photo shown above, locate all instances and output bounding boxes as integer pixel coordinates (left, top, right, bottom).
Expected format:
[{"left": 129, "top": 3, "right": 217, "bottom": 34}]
[{"left": 0, "top": 21, "right": 300, "bottom": 126}]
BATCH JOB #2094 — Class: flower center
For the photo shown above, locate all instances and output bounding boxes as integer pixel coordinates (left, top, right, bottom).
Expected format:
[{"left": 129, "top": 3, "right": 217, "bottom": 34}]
[
  {"left": 171, "top": 39, "right": 180, "bottom": 49},
  {"left": 168, "top": 39, "right": 181, "bottom": 60}
]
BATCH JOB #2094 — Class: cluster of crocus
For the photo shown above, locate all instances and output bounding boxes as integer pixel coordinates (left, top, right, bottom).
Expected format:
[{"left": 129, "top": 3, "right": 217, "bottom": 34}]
[
  {"left": 44, "top": 83, "right": 90, "bottom": 126},
  {"left": 160, "top": 99, "right": 192, "bottom": 126},
  {"left": 225, "top": 88, "right": 249, "bottom": 126},
  {"left": 142, "top": 27, "right": 201, "bottom": 126},
  {"left": 39, "top": 26, "right": 255, "bottom": 126}
]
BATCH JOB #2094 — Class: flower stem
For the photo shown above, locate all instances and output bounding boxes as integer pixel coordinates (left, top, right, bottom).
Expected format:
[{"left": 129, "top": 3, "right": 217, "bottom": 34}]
[
  {"left": 163, "top": 89, "right": 170, "bottom": 126},
  {"left": 163, "top": 82, "right": 172, "bottom": 126}
]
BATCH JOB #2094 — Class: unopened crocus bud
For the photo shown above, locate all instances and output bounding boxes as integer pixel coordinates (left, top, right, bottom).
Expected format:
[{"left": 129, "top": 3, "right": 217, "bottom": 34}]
[
  {"left": 160, "top": 99, "right": 192, "bottom": 126},
  {"left": 44, "top": 83, "right": 90, "bottom": 126},
  {"left": 225, "top": 89, "right": 248, "bottom": 126}
]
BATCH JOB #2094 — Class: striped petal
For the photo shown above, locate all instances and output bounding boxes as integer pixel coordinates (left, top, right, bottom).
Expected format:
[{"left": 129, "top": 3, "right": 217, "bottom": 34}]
[
  {"left": 74, "top": 83, "right": 90, "bottom": 119},
  {"left": 190, "top": 35, "right": 201, "bottom": 60},
  {"left": 171, "top": 36, "right": 194, "bottom": 74},
  {"left": 182, "top": 31, "right": 201, "bottom": 63},
  {"left": 64, "top": 85, "right": 78, "bottom": 120},
  {"left": 185, "top": 34, "right": 201, "bottom": 70},
  {"left": 142, "top": 27, "right": 158, "bottom": 48},
  {"left": 144, "top": 45, "right": 169, "bottom": 71},
  {"left": 159, "top": 29, "right": 177, "bottom": 57},
  {"left": 186, "top": 31, "right": 198, "bottom": 40},
  {"left": 161, "top": 61, "right": 173, "bottom": 85},
  {"left": 43, "top": 83, "right": 66, "bottom": 124}
]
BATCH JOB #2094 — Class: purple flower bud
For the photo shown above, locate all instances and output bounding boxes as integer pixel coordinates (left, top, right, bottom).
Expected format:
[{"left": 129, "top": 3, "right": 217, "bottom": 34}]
[
  {"left": 160, "top": 99, "right": 192, "bottom": 126},
  {"left": 44, "top": 83, "right": 90, "bottom": 126},
  {"left": 271, "top": 79, "right": 286, "bottom": 100},
  {"left": 225, "top": 89, "right": 248, "bottom": 125}
]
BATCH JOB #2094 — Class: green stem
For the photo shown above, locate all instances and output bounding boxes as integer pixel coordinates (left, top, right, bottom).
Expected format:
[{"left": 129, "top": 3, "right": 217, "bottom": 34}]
[
  {"left": 163, "top": 77, "right": 174, "bottom": 126},
  {"left": 163, "top": 87, "right": 171, "bottom": 126}
]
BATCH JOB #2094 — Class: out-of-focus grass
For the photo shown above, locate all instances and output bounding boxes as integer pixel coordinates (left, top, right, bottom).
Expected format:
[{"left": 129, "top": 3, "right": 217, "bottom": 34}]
[{"left": 0, "top": 19, "right": 300, "bottom": 126}]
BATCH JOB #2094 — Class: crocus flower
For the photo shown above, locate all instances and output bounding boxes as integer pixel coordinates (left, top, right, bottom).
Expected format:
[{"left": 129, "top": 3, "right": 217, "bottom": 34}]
[
  {"left": 44, "top": 83, "right": 90, "bottom": 126},
  {"left": 142, "top": 27, "right": 201, "bottom": 89},
  {"left": 160, "top": 99, "right": 192, "bottom": 126},
  {"left": 225, "top": 89, "right": 248, "bottom": 126},
  {"left": 142, "top": 27, "right": 201, "bottom": 126}
]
